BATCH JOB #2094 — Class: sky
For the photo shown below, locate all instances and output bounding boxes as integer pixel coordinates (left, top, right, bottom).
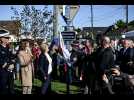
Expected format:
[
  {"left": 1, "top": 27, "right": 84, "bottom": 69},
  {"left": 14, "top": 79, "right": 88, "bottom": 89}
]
[{"left": 0, "top": 5, "right": 134, "bottom": 29}]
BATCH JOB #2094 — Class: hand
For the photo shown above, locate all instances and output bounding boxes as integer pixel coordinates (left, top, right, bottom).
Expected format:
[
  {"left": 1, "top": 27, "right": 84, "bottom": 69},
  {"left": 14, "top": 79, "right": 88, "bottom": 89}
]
[
  {"left": 127, "top": 61, "right": 133, "bottom": 66},
  {"left": 44, "top": 76, "right": 47, "bottom": 80},
  {"left": 102, "top": 74, "right": 109, "bottom": 83},
  {"left": 8, "top": 64, "right": 14, "bottom": 70},
  {"left": 2, "top": 63, "right": 7, "bottom": 68},
  {"left": 112, "top": 69, "right": 120, "bottom": 76},
  {"left": 80, "top": 76, "right": 82, "bottom": 81}
]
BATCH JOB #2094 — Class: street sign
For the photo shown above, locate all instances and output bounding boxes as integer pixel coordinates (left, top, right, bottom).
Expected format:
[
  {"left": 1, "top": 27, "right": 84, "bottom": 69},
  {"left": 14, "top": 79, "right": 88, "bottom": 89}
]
[
  {"left": 69, "top": 5, "right": 80, "bottom": 22},
  {"left": 59, "top": 5, "right": 80, "bottom": 24},
  {"left": 61, "top": 31, "right": 76, "bottom": 41}
]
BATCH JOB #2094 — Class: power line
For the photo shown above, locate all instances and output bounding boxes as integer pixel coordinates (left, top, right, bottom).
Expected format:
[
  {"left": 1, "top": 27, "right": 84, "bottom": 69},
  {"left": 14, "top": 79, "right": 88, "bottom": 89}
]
[
  {"left": 94, "top": 7, "right": 123, "bottom": 21},
  {"left": 91, "top": 7, "right": 123, "bottom": 23},
  {"left": 93, "top": 6, "right": 123, "bottom": 17},
  {"left": 74, "top": 6, "right": 124, "bottom": 27}
]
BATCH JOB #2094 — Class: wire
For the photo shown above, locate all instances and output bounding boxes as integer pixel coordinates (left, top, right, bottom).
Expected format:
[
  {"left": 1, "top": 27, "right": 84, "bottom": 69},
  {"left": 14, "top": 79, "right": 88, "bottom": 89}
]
[
  {"left": 91, "top": 8, "right": 124, "bottom": 23},
  {"left": 93, "top": 6, "right": 123, "bottom": 17},
  {"left": 94, "top": 7, "right": 123, "bottom": 21},
  {"left": 74, "top": 6, "right": 125, "bottom": 27}
]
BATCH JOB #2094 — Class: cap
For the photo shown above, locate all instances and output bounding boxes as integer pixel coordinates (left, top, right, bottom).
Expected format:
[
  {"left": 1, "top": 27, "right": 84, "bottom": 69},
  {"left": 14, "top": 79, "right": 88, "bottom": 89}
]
[
  {"left": 0, "top": 29, "right": 10, "bottom": 37},
  {"left": 111, "top": 65, "right": 120, "bottom": 70}
]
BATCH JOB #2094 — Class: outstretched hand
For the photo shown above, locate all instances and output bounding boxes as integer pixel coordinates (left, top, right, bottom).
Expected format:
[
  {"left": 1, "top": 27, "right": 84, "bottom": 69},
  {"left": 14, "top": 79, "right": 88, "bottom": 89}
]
[{"left": 111, "top": 69, "right": 120, "bottom": 76}]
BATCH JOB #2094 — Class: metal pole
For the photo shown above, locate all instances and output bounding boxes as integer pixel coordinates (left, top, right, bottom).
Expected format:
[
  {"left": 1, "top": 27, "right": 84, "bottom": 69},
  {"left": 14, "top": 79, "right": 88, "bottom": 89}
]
[
  {"left": 126, "top": 5, "right": 128, "bottom": 32},
  {"left": 66, "top": 5, "right": 71, "bottom": 31},
  {"left": 65, "top": 5, "right": 71, "bottom": 94},
  {"left": 53, "top": 5, "right": 59, "bottom": 38},
  {"left": 91, "top": 5, "right": 94, "bottom": 39}
]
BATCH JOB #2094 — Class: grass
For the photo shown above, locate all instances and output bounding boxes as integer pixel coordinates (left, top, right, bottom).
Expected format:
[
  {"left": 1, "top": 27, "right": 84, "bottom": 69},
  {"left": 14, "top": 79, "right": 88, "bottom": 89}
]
[
  {"left": 14, "top": 79, "right": 80, "bottom": 94},
  {"left": 51, "top": 80, "right": 80, "bottom": 94}
]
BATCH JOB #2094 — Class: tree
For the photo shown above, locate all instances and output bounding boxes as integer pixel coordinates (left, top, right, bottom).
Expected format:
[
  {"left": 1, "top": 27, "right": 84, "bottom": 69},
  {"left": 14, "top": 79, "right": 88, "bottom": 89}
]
[
  {"left": 128, "top": 20, "right": 134, "bottom": 27},
  {"left": 112, "top": 20, "right": 127, "bottom": 34},
  {"left": 74, "top": 27, "right": 81, "bottom": 33},
  {"left": 115, "top": 20, "right": 126, "bottom": 29},
  {"left": 11, "top": 5, "right": 53, "bottom": 39}
]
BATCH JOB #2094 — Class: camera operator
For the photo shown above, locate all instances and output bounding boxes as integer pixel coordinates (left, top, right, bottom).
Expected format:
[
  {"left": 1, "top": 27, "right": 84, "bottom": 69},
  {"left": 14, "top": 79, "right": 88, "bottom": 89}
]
[{"left": 108, "top": 65, "right": 128, "bottom": 94}]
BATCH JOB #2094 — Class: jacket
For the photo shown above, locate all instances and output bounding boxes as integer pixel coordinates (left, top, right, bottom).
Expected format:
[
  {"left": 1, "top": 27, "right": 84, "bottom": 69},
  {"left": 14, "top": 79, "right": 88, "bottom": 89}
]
[{"left": 38, "top": 53, "right": 50, "bottom": 79}]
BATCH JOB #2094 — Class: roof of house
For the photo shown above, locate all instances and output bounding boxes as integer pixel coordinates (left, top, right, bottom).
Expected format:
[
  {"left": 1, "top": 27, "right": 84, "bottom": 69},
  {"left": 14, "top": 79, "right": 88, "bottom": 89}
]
[
  {"left": 0, "top": 20, "right": 21, "bottom": 36},
  {"left": 82, "top": 27, "right": 108, "bottom": 34}
]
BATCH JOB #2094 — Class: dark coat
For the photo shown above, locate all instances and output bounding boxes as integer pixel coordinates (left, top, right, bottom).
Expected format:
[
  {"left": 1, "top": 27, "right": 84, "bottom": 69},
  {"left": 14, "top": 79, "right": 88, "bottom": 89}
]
[
  {"left": 0, "top": 44, "right": 15, "bottom": 94},
  {"left": 0, "top": 45, "right": 15, "bottom": 69},
  {"left": 95, "top": 47, "right": 115, "bottom": 75},
  {"left": 83, "top": 53, "right": 96, "bottom": 75},
  {"left": 117, "top": 47, "right": 134, "bottom": 74},
  {"left": 38, "top": 53, "right": 49, "bottom": 80}
]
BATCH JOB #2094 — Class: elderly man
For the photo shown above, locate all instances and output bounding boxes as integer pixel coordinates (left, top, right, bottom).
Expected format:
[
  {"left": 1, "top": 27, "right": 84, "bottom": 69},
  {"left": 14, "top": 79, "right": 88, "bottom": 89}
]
[
  {"left": 116, "top": 39, "right": 134, "bottom": 94},
  {"left": 95, "top": 36, "right": 115, "bottom": 95},
  {"left": 117, "top": 39, "right": 134, "bottom": 75},
  {"left": 0, "top": 29, "right": 15, "bottom": 94}
]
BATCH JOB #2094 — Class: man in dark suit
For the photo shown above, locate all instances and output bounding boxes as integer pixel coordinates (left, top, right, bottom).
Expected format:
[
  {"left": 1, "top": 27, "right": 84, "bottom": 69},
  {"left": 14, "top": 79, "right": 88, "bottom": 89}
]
[
  {"left": 95, "top": 36, "right": 115, "bottom": 95},
  {"left": 117, "top": 39, "right": 134, "bottom": 75},
  {"left": 116, "top": 39, "right": 134, "bottom": 94}
]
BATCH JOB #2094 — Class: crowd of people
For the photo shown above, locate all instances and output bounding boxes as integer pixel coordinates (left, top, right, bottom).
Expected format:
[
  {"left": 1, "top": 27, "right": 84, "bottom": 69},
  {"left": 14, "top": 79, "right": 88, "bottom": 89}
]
[
  {"left": 0, "top": 29, "right": 134, "bottom": 95},
  {"left": 69, "top": 35, "right": 134, "bottom": 95}
]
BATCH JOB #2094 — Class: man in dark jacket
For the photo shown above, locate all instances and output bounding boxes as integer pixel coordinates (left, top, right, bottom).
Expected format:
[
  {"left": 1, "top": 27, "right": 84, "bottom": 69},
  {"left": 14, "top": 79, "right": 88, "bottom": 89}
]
[
  {"left": 95, "top": 36, "right": 115, "bottom": 95},
  {"left": 116, "top": 39, "right": 134, "bottom": 94},
  {"left": 117, "top": 39, "right": 134, "bottom": 75}
]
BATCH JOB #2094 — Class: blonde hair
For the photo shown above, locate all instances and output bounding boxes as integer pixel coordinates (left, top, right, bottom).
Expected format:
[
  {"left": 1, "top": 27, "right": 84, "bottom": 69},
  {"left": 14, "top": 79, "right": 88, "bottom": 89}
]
[{"left": 40, "top": 43, "right": 48, "bottom": 53}]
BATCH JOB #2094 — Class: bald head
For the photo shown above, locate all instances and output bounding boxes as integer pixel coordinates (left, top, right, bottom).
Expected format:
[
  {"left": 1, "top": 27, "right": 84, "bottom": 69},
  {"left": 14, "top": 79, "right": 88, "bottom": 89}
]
[
  {"left": 103, "top": 36, "right": 110, "bottom": 43},
  {"left": 101, "top": 36, "right": 111, "bottom": 48}
]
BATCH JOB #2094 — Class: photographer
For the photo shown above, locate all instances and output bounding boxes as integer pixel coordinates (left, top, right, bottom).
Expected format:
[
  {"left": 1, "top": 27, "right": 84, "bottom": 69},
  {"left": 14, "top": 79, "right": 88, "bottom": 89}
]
[{"left": 108, "top": 65, "right": 128, "bottom": 94}]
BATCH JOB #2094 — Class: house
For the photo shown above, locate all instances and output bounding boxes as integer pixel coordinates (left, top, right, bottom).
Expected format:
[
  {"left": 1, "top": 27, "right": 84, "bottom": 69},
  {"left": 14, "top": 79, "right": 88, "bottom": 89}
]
[
  {"left": 0, "top": 20, "right": 21, "bottom": 36},
  {"left": 77, "top": 27, "right": 108, "bottom": 39},
  {"left": 82, "top": 27, "right": 108, "bottom": 35}
]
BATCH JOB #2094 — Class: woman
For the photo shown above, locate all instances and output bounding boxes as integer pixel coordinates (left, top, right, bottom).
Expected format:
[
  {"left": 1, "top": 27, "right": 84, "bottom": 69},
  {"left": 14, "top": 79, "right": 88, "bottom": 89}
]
[
  {"left": 32, "top": 42, "right": 41, "bottom": 77},
  {"left": 18, "top": 40, "right": 33, "bottom": 94},
  {"left": 82, "top": 39, "right": 96, "bottom": 95},
  {"left": 38, "top": 42, "right": 52, "bottom": 94},
  {"left": 49, "top": 45, "right": 59, "bottom": 80}
]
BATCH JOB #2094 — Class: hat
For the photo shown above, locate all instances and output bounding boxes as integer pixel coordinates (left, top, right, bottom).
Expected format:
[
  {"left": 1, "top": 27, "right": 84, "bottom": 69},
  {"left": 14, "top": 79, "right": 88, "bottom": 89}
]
[
  {"left": 0, "top": 29, "right": 10, "bottom": 38},
  {"left": 111, "top": 65, "right": 120, "bottom": 70}
]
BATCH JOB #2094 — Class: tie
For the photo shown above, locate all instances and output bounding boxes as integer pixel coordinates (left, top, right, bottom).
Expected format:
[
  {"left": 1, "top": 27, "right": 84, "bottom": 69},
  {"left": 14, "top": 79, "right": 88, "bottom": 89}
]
[{"left": 123, "top": 48, "right": 127, "bottom": 55}]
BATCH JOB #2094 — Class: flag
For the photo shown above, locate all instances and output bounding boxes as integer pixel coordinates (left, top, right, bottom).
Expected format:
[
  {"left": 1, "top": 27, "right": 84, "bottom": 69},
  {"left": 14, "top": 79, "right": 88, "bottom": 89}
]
[
  {"left": 49, "top": 36, "right": 59, "bottom": 50},
  {"left": 59, "top": 32, "right": 71, "bottom": 61}
]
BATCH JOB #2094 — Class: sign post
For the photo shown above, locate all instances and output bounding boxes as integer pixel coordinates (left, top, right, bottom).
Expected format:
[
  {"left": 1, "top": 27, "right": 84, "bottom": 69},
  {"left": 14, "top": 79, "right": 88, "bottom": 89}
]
[
  {"left": 61, "top": 31, "right": 76, "bottom": 94},
  {"left": 59, "top": 5, "right": 79, "bottom": 94}
]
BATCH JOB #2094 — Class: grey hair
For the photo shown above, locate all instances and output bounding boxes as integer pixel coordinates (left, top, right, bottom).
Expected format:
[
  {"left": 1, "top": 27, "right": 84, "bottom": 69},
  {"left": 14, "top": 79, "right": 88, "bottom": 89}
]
[{"left": 102, "top": 36, "right": 111, "bottom": 44}]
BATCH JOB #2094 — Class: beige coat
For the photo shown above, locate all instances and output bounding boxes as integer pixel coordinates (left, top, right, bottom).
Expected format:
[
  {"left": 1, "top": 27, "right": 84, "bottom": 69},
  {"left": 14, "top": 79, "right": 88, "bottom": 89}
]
[{"left": 18, "top": 50, "right": 33, "bottom": 87}]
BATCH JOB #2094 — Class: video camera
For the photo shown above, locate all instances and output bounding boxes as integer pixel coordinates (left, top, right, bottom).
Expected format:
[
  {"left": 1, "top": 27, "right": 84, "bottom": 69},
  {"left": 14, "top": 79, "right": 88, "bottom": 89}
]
[{"left": 105, "top": 65, "right": 120, "bottom": 76}]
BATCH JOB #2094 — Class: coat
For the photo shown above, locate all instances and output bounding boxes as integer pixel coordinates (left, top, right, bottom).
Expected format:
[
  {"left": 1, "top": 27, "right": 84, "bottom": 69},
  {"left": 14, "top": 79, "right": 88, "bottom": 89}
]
[
  {"left": 38, "top": 53, "right": 50, "bottom": 81},
  {"left": 0, "top": 44, "right": 14, "bottom": 68},
  {"left": 117, "top": 47, "right": 134, "bottom": 74},
  {"left": 18, "top": 50, "right": 33, "bottom": 87},
  {"left": 95, "top": 47, "right": 115, "bottom": 75}
]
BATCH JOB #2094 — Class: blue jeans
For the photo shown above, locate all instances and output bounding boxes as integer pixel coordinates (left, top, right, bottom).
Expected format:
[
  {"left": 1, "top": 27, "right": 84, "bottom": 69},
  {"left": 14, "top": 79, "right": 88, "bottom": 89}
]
[
  {"left": 41, "top": 75, "right": 51, "bottom": 94},
  {"left": 16, "top": 63, "right": 20, "bottom": 73}
]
